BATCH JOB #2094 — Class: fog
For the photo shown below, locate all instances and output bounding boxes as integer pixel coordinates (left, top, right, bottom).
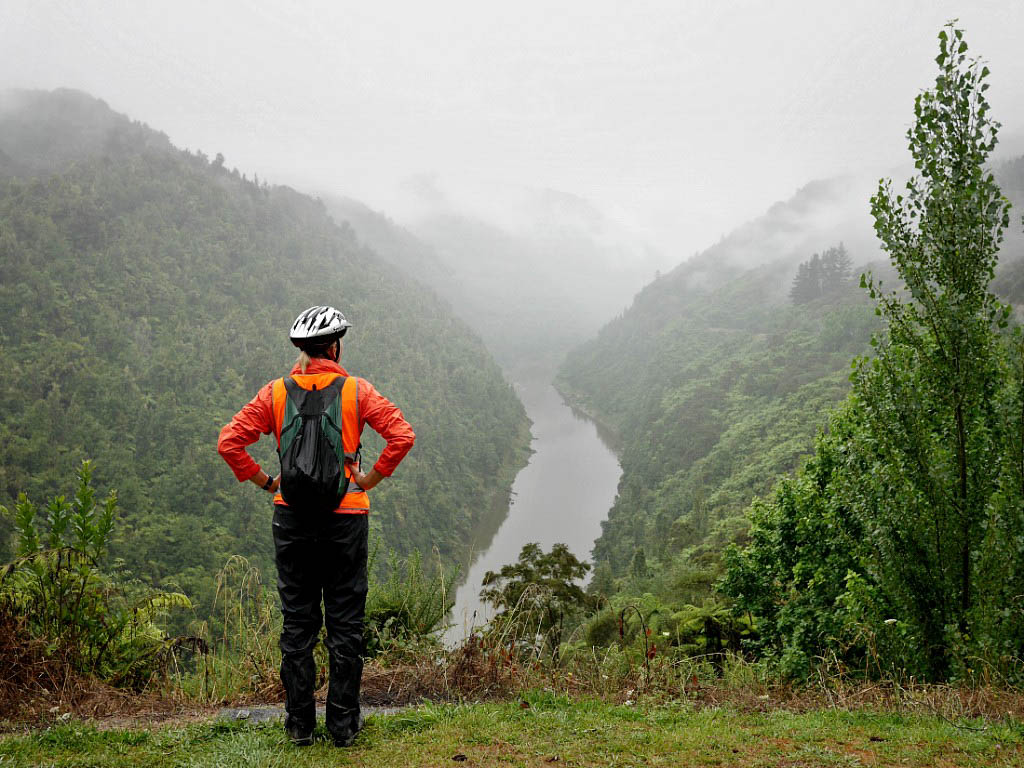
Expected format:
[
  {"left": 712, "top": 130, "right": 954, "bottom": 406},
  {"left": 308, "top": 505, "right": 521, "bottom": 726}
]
[{"left": 4, "top": 0, "right": 1023, "bottom": 263}]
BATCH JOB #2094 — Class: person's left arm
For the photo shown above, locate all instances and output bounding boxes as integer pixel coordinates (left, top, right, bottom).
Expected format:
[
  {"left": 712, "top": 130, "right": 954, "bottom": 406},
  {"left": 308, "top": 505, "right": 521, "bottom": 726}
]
[{"left": 346, "top": 378, "right": 415, "bottom": 491}]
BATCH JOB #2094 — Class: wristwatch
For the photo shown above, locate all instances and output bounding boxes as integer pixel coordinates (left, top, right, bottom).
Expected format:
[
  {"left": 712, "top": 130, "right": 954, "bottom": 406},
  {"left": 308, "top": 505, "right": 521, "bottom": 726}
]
[{"left": 262, "top": 474, "right": 275, "bottom": 491}]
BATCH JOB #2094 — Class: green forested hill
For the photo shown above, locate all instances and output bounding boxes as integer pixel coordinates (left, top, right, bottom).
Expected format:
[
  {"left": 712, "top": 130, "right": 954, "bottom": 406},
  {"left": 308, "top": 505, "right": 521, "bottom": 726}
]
[
  {"left": 559, "top": 257, "right": 878, "bottom": 589},
  {"left": 0, "top": 89, "right": 529, "bottom": 611},
  {"left": 559, "top": 168, "right": 1024, "bottom": 593}
]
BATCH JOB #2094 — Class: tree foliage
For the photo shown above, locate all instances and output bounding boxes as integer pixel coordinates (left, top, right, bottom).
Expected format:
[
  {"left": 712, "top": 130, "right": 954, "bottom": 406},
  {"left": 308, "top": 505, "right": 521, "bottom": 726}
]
[
  {"left": 790, "top": 244, "right": 853, "bottom": 304},
  {"left": 480, "top": 542, "right": 594, "bottom": 655},
  {"left": 724, "top": 24, "right": 1024, "bottom": 681},
  {"left": 561, "top": 252, "right": 877, "bottom": 594}
]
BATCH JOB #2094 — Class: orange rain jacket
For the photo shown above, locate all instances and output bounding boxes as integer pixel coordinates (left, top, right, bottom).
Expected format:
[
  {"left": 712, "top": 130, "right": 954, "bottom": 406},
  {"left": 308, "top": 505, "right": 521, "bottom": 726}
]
[{"left": 217, "top": 357, "right": 415, "bottom": 513}]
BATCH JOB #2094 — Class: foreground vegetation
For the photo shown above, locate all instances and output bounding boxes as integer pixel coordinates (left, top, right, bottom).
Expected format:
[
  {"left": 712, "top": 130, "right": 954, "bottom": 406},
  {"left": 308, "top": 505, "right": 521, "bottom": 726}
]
[
  {"left": 723, "top": 24, "right": 1024, "bottom": 684},
  {"left": 2, "top": 464, "right": 1022, "bottom": 765},
  {"left": 3, "top": 694, "right": 1022, "bottom": 768}
]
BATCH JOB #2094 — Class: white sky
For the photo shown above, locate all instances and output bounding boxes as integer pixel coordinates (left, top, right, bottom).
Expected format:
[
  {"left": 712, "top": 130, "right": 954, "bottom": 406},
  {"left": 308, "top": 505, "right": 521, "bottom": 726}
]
[{"left": 3, "top": 0, "right": 1023, "bottom": 258}]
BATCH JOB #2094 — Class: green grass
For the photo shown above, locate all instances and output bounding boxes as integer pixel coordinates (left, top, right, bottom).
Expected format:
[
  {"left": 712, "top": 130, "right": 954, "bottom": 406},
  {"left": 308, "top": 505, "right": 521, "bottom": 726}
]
[{"left": 2, "top": 693, "right": 1022, "bottom": 767}]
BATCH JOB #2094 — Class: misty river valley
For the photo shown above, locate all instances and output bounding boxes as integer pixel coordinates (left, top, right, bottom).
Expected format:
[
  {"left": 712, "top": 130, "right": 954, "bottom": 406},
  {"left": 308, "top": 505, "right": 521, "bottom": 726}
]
[
  {"left": 4, "top": 13, "right": 1024, "bottom": 763},
  {"left": 445, "top": 371, "right": 622, "bottom": 644}
]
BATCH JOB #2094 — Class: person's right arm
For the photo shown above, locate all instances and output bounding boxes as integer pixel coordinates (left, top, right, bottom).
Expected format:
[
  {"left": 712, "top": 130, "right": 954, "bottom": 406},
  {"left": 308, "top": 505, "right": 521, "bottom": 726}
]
[{"left": 217, "top": 382, "right": 279, "bottom": 492}]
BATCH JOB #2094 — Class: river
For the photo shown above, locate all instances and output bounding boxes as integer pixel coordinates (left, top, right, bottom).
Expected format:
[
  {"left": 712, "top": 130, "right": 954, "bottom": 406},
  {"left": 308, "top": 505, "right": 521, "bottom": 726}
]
[{"left": 445, "top": 373, "right": 622, "bottom": 644}]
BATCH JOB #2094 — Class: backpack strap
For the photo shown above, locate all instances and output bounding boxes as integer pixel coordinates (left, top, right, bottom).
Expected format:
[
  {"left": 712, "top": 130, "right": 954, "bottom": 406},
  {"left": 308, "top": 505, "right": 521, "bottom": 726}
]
[{"left": 278, "top": 377, "right": 303, "bottom": 458}]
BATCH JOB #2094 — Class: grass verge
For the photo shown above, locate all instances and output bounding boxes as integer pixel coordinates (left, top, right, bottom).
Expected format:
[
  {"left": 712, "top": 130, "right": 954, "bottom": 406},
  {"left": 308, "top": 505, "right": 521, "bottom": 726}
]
[{"left": 2, "top": 692, "right": 1022, "bottom": 767}]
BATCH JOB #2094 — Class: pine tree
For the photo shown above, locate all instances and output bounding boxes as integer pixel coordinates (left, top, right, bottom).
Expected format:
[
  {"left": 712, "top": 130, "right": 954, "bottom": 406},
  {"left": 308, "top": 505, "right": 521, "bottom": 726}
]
[
  {"left": 807, "top": 253, "right": 823, "bottom": 298},
  {"left": 789, "top": 262, "right": 811, "bottom": 304},
  {"left": 832, "top": 242, "right": 853, "bottom": 285},
  {"left": 792, "top": 245, "right": 855, "bottom": 304}
]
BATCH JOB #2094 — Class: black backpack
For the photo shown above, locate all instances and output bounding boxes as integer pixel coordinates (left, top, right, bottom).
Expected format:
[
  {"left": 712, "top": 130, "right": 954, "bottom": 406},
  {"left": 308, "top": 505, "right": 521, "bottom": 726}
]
[{"left": 277, "top": 375, "right": 357, "bottom": 512}]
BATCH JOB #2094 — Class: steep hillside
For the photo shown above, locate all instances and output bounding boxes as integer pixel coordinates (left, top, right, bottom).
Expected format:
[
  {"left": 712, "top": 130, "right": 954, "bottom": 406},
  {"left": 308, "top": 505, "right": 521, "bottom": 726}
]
[
  {"left": 559, "top": 167, "right": 1024, "bottom": 587},
  {"left": 0, "top": 89, "right": 173, "bottom": 175},
  {"left": 559, "top": 177, "right": 882, "bottom": 440},
  {"left": 0, "top": 89, "right": 530, "bottom": 611},
  {"left": 563, "top": 261, "right": 878, "bottom": 584}
]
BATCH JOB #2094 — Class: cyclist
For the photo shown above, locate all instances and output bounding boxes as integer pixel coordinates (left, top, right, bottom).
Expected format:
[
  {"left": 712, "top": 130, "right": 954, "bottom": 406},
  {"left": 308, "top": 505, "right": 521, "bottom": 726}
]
[{"left": 217, "top": 305, "right": 414, "bottom": 746}]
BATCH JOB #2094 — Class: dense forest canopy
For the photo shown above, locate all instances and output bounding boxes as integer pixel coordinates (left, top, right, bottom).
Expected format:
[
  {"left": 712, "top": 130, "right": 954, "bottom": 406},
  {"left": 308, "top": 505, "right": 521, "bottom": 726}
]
[
  {"left": 0, "top": 89, "right": 530, "bottom": 615},
  {"left": 557, "top": 181, "right": 885, "bottom": 587}
]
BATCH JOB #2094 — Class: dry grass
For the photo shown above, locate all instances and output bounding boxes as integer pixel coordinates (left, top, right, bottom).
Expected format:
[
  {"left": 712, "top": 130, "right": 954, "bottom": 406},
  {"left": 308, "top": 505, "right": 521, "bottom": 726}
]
[
  {"left": 682, "top": 676, "right": 1024, "bottom": 720},
  {"left": 361, "top": 635, "right": 522, "bottom": 705},
  {"left": 345, "top": 638, "right": 1024, "bottom": 725},
  {"left": 0, "top": 601, "right": 195, "bottom": 726}
]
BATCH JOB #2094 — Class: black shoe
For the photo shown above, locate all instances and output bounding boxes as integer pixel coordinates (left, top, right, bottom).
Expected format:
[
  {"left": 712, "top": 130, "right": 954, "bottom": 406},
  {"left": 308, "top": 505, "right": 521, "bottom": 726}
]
[
  {"left": 284, "top": 714, "right": 314, "bottom": 747},
  {"left": 330, "top": 713, "right": 364, "bottom": 747}
]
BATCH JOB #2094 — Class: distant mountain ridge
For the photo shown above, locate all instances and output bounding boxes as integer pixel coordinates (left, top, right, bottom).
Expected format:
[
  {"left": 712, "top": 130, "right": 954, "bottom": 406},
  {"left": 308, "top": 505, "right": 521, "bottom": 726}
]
[
  {"left": 321, "top": 194, "right": 453, "bottom": 292},
  {"left": 0, "top": 88, "right": 172, "bottom": 175}
]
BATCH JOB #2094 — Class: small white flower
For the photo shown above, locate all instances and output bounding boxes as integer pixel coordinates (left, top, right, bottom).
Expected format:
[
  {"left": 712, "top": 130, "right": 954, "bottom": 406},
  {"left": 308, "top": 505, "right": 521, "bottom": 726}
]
[{"left": 884, "top": 618, "right": 898, "bottom": 625}]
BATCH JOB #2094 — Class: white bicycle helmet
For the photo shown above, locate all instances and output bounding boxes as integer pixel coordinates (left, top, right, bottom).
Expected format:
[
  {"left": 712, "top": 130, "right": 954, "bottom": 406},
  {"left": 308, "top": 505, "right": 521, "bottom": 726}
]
[{"left": 289, "top": 305, "right": 352, "bottom": 348}]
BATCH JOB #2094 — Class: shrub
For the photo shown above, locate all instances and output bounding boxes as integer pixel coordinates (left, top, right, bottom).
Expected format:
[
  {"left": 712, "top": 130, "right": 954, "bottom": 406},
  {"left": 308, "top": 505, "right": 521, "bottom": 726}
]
[
  {"left": 0, "top": 461, "right": 194, "bottom": 689},
  {"left": 365, "top": 545, "right": 456, "bottom": 658}
]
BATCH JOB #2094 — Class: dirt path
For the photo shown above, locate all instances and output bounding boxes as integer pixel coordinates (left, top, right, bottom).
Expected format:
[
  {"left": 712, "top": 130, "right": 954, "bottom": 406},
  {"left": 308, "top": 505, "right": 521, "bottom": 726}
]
[
  {"left": 218, "top": 704, "right": 405, "bottom": 724},
  {"left": 27, "top": 702, "right": 409, "bottom": 733}
]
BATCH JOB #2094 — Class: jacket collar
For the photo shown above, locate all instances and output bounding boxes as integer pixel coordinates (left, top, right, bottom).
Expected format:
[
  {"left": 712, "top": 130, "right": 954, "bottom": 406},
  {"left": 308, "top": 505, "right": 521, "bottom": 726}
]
[{"left": 289, "top": 357, "right": 349, "bottom": 377}]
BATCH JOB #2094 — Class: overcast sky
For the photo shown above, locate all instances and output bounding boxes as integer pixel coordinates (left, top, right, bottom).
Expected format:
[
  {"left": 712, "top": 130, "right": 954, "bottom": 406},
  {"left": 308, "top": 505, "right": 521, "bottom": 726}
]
[{"left": 3, "top": 0, "right": 1023, "bottom": 258}]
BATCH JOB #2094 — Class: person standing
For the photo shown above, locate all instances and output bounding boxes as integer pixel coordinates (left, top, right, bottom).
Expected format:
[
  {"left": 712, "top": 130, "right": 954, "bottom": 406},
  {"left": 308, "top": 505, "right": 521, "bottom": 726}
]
[{"left": 217, "top": 305, "right": 415, "bottom": 746}]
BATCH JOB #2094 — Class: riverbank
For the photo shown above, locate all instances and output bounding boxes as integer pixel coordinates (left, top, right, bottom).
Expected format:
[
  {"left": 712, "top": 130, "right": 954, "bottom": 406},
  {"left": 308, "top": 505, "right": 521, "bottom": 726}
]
[
  {"left": 460, "top": 415, "right": 535, "bottom": 569},
  {"left": 5, "top": 694, "right": 1020, "bottom": 767},
  {"left": 551, "top": 379, "right": 624, "bottom": 454}
]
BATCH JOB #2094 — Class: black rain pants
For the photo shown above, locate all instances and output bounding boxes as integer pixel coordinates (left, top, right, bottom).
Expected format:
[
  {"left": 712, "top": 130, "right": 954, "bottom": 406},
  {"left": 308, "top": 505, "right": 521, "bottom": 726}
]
[{"left": 272, "top": 505, "right": 368, "bottom": 738}]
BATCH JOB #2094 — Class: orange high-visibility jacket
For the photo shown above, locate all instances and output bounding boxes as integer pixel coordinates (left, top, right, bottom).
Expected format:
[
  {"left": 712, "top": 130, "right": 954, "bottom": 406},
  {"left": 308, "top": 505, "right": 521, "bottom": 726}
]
[
  {"left": 269, "top": 371, "right": 368, "bottom": 511},
  {"left": 217, "top": 357, "right": 415, "bottom": 513}
]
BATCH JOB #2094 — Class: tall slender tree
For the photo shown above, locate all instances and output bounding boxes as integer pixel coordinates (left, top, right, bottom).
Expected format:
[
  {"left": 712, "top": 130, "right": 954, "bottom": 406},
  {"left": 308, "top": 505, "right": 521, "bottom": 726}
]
[
  {"left": 861, "top": 21, "right": 1012, "bottom": 674},
  {"left": 726, "top": 23, "right": 1024, "bottom": 681}
]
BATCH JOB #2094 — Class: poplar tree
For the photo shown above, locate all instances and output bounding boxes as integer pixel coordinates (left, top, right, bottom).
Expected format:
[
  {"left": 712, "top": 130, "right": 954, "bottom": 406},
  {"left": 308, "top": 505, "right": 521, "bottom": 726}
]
[
  {"left": 725, "top": 23, "right": 1024, "bottom": 682},
  {"left": 854, "top": 21, "right": 1012, "bottom": 677}
]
